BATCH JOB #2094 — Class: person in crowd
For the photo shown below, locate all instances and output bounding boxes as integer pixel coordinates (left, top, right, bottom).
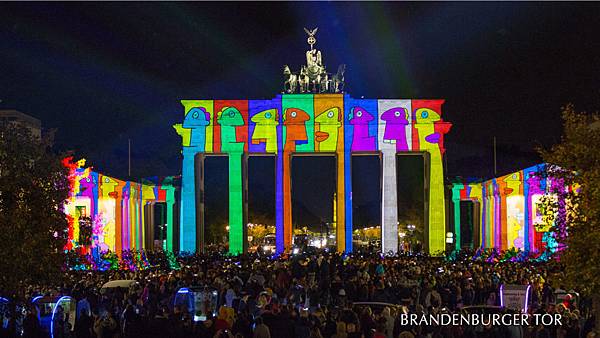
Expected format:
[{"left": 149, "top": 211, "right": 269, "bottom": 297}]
[
  {"left": 332, "top": 321, "right": 348, "bottom": 338},
  {"left": 22, "top": 305, "right": 43, "bottom": 338},
  {"left": 93, "top": 311, "right": 117, "bottom": 338},
  {"left": 74, "top": 310, "right": 93, "bottom": 338},
  {"left": 253, "top": 316, "right": 271, "bottom": 338}
]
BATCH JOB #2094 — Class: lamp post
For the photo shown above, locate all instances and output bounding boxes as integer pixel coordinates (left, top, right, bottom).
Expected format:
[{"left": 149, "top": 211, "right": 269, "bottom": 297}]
[
  {"left": 398, "top": 232, "right": 406, "bottom": 252},
  {"left": 407, "top": 224, "right": 416, "bottom": 253}
]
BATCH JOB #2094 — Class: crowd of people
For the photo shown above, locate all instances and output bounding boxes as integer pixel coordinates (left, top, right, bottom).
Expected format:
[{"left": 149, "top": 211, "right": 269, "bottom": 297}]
[{"left": 1, "top": 249, "right": 597, "bottom": 338}]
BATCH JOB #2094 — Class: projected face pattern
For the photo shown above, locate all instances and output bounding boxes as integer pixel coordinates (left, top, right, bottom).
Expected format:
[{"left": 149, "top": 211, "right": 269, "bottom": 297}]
[{"left": 348, "top": 107, "right": 376, "bottom": 151}]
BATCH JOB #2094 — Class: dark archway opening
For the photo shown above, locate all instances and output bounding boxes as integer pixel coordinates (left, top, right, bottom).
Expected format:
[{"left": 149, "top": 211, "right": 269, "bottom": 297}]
[
  {"left": 396, "top": 154, "right": 425, "bottom": 252},
  {"left": 203, "top": 156, "right": 229, "bottom": 252},
  {"left": 291, "top": 155, "right": 337, "bottom": 252},
  {"left": 460, "top": 201, "right": 478, "bottom": 249},
  {"left": 153, "top": 202, "right": 167, "bottom": 250},
  {"left": 247, "top": 155, "right": 276, "bottom": 253},
  {"left": 351, "top": 154, "right": 382, "bottom": 252}
]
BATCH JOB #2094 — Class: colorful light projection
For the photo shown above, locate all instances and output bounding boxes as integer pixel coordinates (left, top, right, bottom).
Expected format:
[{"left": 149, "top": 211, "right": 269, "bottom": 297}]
[
  {"left": 174, "top": 94, "right": 452, "bottom": 255},
  {"left": 451, "top": 180, "right": 482, "bottom": 250},
  {"left": 451, "top": 164, "right": 564, "bottom": 253},
  {"left": 143, "top": 176, "right": 178, "bottom": 252},
  {"left": 63, "top": 157, "right": 177, "bottom": 253}
]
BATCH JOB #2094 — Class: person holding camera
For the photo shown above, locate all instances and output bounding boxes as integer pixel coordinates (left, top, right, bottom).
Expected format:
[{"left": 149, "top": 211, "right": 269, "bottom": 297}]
[{"left": 94, "top": 310, "right": 117, "bottom": 338}]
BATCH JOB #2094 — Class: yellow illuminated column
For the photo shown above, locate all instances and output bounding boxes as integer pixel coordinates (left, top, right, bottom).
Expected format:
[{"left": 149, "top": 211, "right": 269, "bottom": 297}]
[
  {"left": 413, "top": 103, "right": 451, "bottom": 255},
  {"left": 99, "top": 175, "right": 118, "bottom": 251}
]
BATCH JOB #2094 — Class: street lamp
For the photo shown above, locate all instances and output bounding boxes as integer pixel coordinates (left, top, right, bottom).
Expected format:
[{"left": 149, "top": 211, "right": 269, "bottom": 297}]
[
  {"left": 398, "top": 231, "right": 407, "bottom": 252},
  {"left": 406, "top": 224, "right": 416, "bottom": 253}
]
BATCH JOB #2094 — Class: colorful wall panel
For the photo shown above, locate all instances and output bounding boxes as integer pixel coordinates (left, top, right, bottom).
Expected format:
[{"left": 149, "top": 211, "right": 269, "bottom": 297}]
[
  {"left": 451, "top": 181, "right": 483, "bottom": 250},
  {"left": 62, "top": 157, "right": 178, "bottom": 254},
  {"left": 451, "top": 164, "right": 564, "bottom": 253},
  {"left": 174, "top": 94, "right": 452, "bottom": 255}
]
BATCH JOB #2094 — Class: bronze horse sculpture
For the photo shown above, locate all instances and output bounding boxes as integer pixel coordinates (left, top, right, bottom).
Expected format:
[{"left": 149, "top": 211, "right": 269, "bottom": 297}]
[
  {"left": 283, "top": 65, "right": 298, "bottom": 93},
  {"left": 330, "top": 64, "right": 345, "bottom": 93}
]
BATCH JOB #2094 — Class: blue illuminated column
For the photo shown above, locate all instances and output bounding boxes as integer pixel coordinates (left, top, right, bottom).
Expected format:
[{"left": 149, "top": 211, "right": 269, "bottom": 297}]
[{"left": 179, "top": 148, "right": 197, "bottom": 252}]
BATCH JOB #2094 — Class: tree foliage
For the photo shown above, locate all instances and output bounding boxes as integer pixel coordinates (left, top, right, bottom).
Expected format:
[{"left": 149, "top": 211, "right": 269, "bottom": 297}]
[
  {"left": 398, "top": 207, "right": 424, "bottom": 242},
  {"left": 538, "top": 104, "right": 600, "bottom": 310},
  {"left": 0, "top": 125, "right": 70, "bottom": 296},
  {"left": 248, "top": 224, "right": 275, "bottom": 242},
  {"left": 205, "top": 216, "right": 228, "bottom": 245}
]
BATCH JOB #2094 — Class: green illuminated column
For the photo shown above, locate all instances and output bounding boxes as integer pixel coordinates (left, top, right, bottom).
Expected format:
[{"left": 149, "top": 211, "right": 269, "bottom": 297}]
[
  {"left": 217, "top": 105, "right": 246, "bottom": 255},
  {"left": 229, "top": 153, "right": 244, "bottom": 254},
  {"left": 451, "top": 185, "right": 462, "bottom": 251},
  {"left": 165, "top": 199, "right": 173, "bottom": 251},
  {"left": 163, "top": 177, "right": 176, "bottom": 252}
]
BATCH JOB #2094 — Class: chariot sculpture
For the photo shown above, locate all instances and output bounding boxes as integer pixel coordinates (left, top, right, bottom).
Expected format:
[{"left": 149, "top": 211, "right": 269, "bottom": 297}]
[{"left": 283, "top": 28, "right": 345, "bottom": 94}]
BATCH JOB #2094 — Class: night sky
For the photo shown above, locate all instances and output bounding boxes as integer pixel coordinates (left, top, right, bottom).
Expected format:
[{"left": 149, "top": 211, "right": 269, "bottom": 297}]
[{"left": 2, "top": 2, "right": 600, "bottom": 226}]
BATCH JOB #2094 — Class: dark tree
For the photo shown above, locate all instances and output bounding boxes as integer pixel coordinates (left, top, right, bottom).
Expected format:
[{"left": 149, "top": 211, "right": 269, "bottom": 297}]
[
  {"left": 0, "top": 124, "right": 69, "bottom": 296},
  {"left": 538, "top": 104, "right": 600, "bottom": 329}
]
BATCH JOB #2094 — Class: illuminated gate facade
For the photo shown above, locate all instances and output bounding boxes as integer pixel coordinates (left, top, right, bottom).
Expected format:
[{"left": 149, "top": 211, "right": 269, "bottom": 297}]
[
  {"left": 174, "top": 29, "right": 451, "bottom": 255},
  {"left": 174, "top": 95, "right": 452, "bottom": 254}
]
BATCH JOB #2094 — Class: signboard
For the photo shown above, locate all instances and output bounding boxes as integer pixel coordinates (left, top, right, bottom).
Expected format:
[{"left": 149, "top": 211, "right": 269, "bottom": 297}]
[
  {"left": 500, "top": 284, "right": 531, "bottom": 313},
  {"left": 555, "top": 291, "right": 579, "bottom": 306}
]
